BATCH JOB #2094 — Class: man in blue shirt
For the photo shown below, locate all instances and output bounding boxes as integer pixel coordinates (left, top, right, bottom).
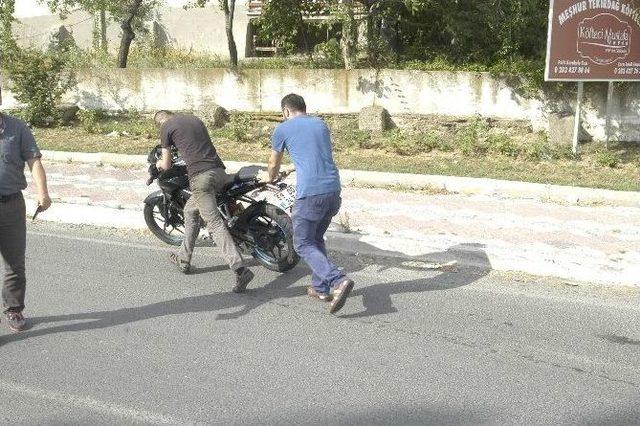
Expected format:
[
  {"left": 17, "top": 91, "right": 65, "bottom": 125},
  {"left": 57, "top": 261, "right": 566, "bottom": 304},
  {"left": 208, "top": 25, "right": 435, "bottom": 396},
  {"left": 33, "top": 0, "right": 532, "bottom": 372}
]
[{"left": 259, "top": 94, "right": 354, "bottom": 314}]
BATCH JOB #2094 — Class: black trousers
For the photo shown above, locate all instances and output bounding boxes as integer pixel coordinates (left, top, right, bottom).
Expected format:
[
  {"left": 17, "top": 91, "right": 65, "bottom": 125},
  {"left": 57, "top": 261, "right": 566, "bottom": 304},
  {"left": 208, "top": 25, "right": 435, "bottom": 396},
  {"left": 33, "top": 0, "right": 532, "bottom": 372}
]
[{"left": 0, "top": 193, "right": 26, "bottom": 313}]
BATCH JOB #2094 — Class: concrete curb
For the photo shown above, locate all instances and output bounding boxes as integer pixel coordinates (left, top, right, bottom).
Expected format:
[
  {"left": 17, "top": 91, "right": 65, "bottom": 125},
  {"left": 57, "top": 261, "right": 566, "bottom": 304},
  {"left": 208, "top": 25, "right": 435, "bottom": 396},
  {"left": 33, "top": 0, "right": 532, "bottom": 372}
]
[{"left": 41, "top": 150, "right": 640, "bottom": 206}]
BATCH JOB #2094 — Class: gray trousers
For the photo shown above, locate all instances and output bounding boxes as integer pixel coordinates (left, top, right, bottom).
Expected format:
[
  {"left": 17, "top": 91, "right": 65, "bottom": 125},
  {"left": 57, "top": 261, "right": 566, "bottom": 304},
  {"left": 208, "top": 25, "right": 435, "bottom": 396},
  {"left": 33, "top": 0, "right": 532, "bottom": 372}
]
[
  {"left": 0, "top": 193, "right": 26, "bottom": 313},
  {"left": 178, "top": 169, "right": 244, "bottom": 271}
]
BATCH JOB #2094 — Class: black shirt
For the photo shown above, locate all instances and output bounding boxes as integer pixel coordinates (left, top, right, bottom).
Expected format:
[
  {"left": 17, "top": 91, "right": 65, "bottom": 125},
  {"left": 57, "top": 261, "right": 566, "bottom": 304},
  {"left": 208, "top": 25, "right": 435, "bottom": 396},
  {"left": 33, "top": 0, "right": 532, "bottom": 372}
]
[{"left": 160, "top": 114, "right": 225, "bottom": 178}]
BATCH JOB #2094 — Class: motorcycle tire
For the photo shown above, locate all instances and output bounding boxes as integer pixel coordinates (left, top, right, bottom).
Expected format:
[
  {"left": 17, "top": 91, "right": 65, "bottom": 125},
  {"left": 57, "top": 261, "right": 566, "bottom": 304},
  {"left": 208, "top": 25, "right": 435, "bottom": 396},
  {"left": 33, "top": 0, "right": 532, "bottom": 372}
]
[
  {"left": 143, "top": 199, "right": 184, "bottom": 246},
  {"left": 249, "top": 204, "right": 299, "bottom": 273}
]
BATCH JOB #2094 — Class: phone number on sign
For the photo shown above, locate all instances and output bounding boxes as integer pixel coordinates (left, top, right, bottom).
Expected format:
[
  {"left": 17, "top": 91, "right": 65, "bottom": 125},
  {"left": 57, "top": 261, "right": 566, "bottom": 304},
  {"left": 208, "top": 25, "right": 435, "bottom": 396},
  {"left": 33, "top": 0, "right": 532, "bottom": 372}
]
[
  {"left": 614, "top": 67, "right": 640, "bottom": 75},
  {"left": 554, "top": 66, "right": 591, "bottom": 74}
]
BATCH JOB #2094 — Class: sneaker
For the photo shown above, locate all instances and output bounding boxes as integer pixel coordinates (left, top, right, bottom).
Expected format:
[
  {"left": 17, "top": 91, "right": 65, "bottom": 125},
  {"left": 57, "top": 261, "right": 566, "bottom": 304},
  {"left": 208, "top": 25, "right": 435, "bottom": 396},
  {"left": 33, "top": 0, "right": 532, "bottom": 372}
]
[
  {"left": 306, "top": 286, "right": 333, "bottom": 302},
  {"left": 5, "top": 311, "right": 27, "bottom": 332},
  {"left": 169, "top": 253, "right": 191, "bottom": 274},
  {"left": 329, "top": 279, "right": 354, "bottom": 314},
  {"left": 233, "top": 267, "right": 254, "bottom": 293}
]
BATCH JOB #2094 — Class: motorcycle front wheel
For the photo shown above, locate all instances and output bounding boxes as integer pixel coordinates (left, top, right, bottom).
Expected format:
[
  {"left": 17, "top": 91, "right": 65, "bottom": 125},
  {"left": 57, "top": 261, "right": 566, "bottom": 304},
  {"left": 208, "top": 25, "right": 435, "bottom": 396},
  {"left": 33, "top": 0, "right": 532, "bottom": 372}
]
[{"left": 143, "top": 198, "right": 186, "bottom": 246}]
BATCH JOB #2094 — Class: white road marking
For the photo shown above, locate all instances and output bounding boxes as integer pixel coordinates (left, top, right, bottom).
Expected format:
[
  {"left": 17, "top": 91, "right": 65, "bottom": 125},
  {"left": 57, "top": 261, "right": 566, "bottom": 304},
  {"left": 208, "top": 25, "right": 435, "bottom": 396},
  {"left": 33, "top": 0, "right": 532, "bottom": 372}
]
[{"left": 0, "top": 379, "right": 190, "bottom": 424}]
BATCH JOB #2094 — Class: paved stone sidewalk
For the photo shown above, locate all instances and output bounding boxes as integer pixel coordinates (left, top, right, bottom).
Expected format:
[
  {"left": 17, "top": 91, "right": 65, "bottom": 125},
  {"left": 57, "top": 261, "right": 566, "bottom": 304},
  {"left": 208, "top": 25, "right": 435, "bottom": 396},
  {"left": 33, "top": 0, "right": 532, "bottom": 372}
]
[{"left": 25, "top": 161, "right": 640, "bottom": 286}]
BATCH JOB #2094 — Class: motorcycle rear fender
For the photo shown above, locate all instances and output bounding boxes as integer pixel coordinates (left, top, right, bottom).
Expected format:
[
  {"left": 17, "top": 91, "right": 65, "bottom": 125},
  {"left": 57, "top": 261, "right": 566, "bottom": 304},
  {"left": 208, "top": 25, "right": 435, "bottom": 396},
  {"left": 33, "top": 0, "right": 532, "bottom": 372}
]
[{"left": 233, "top": 200, "right": 267, "bottom": 231}]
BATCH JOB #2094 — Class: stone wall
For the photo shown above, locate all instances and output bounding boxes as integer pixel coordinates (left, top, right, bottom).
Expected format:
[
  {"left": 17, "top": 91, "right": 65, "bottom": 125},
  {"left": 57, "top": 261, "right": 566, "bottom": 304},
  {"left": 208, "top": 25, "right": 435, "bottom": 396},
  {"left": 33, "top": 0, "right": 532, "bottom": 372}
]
[{"left": 1, "top": 68, "right": 638, "bottom": 142}]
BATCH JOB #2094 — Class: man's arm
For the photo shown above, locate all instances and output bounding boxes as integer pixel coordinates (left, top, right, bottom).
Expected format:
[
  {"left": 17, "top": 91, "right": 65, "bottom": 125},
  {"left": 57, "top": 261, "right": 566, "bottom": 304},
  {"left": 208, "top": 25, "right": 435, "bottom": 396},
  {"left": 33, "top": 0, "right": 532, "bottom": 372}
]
[
  {"left": 27, "top": 158, "right": 51, "bottom": 211},
  {"left": 156, "top": 147, "right": 172, "bottom": 171},
  {"left": 267, "top": 150, "right": 284, "bottom": 182}
]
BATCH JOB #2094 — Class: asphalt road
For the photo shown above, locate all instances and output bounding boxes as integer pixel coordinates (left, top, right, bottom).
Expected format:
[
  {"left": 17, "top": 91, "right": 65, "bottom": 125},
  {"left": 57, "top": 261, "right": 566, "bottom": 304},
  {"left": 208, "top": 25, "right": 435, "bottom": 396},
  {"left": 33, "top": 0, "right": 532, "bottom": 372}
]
[{"left": 1, "top": 222, "right": 639, "bottom": 425}]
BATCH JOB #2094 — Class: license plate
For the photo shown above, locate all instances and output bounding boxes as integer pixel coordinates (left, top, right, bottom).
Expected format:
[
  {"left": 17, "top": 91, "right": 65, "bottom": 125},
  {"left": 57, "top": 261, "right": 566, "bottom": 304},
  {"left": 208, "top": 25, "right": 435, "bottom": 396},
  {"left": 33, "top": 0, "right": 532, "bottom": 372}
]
[{"left": 273, "top": 184, "right": 296, "bottom": 211}]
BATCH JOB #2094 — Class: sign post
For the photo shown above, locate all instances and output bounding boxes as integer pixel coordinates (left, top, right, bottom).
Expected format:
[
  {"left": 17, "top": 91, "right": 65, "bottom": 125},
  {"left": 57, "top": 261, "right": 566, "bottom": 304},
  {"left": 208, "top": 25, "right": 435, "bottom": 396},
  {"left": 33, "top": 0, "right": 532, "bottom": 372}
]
[
  {"left": 573, "top": 81, "right": 584, "bottom": 155},
  {"left": 605, "top": 81, "right": 614, "bottom": 148},
  {"left": 545, "top": 0, "right": 640, "bottom": 152}
]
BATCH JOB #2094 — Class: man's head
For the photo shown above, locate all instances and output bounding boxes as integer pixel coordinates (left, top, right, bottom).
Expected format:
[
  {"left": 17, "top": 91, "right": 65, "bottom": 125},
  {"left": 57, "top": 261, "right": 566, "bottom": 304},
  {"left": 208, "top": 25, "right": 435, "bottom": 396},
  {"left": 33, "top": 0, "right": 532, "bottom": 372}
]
[
  {"left": 280, "top": 94, "right": 306, "bottom": 120},
  {"left": 154, "top": 110, "right": 175, "bottom": 128}
]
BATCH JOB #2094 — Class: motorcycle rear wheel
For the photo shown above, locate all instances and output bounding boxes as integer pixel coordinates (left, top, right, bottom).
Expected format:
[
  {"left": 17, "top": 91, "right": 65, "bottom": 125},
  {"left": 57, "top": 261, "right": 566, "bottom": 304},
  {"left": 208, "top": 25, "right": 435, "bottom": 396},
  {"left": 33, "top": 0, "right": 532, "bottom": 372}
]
[{"left": 248, "top": 204, "right": 299, "bottom": 272}]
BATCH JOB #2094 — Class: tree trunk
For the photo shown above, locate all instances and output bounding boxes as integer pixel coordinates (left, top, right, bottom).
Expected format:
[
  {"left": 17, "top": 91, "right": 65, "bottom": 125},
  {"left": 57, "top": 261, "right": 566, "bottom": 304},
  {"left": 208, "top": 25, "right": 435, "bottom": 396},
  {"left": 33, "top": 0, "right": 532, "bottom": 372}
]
[
  {"left": 221, "top": 0, "right": 238, "bottom": 68},
  {"left": 340, "top": 0, "right": 357, "bottom": 70},
  {"left": 100, "top": 9, "right": 108, "bottom": 52},
  {"left": 297, "top": 11, "right": 311, "bottom": 57},
  {"left": 117, "top": 0, "right": 143, "bottom": 68}
]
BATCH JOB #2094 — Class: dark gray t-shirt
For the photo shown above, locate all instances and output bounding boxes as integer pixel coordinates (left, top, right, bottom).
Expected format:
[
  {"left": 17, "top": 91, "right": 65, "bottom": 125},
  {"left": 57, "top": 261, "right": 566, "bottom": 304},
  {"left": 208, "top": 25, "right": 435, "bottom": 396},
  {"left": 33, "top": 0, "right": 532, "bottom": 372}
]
[
  {"left": 160, "top": 114, "right": 225, "bottom": 179},
  {"left": 0, "top": 114, "right": 42, "bottom": 195}
]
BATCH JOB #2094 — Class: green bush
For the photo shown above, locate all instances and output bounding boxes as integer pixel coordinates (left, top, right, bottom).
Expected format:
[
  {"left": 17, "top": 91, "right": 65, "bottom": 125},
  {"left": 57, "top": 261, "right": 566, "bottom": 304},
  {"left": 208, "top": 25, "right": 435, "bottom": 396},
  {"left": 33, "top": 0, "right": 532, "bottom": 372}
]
[
  {"left": 456, "top": 119, "right": 490, "bottom": 156},
  {"left": 595, "top": 149, "right": 620, "bottom": 168},
  {"left": 313, "top": 39, "right": 343, "bottom": 68},
  {"left": 385, "top": 131, "right": 426, "bottom": 156},
  {"left": 77, "top": 109, "right": 106, "bottom": 133},
  {"left": 353, "top": 131, "right": 380, "bottom": 149},
  {"left": 487, "top": 133, "right": 519, "bottom": 158},
  {"left": 550, "top": 144, "right": 575, "bottom": 161},
  {"left": 522, "top": 139, "right": 552, "bottom": 161},
  {"left": 228, "top": 113, "right": 253, "bottom": 143},
  {"left": 4, "top": 47, "right": 75, "bottom": 126}
]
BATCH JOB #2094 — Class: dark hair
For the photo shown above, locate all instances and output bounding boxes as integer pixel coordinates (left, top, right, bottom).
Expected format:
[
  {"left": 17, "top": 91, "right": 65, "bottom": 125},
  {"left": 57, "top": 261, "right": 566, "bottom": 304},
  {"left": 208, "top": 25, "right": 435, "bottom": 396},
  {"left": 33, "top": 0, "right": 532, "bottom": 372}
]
[
  {"left": 281, "top": 93, "right": 306, "bottom": 113},
  {"left": 154, "top": 110, "right": 174, "bottom": 123}
]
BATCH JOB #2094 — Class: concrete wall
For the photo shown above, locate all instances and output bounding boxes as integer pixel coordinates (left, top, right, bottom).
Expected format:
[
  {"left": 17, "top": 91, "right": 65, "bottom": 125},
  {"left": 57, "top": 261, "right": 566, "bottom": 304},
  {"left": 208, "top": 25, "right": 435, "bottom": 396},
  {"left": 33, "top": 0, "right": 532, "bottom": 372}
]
[
  {"left": 13, "top": 3, "right": 251, "bottom": 58},
  {"left": 1, "top": 68, "right": 638, "bottom": 142}
]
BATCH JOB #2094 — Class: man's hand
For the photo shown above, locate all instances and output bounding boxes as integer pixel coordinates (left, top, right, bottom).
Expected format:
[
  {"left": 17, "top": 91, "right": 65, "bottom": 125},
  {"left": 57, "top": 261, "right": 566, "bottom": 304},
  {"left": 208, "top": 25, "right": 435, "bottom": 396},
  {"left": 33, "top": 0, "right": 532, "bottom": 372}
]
[
  {"left": 281, "top": 164, "right": 296, "bottom": 175},
  {"left": 38, "top": 192, "right": 52, "bottom": 211},
  {"left": 256, "top": 170, "right": 272, "bottom": 184}
]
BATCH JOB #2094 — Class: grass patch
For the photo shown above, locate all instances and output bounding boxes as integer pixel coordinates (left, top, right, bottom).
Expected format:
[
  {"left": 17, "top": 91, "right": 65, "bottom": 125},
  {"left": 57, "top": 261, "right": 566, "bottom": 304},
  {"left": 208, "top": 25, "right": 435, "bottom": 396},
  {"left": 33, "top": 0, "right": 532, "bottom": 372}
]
[{"left": 31, "top": 110, "right": 640, "bottom": 192}]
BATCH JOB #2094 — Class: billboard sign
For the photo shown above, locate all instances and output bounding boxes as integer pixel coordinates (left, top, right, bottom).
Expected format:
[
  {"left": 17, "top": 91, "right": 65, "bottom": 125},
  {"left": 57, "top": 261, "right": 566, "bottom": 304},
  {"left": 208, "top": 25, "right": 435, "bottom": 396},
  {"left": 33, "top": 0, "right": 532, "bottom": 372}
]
[{"left": 546, "top": 0, "right": 640, "bottom": 81}]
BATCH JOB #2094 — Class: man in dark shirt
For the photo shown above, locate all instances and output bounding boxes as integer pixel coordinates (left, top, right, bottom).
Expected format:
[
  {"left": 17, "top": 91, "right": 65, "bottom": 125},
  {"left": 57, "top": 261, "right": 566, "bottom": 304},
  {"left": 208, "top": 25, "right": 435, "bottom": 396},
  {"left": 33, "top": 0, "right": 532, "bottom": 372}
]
[
  {"left": 154, "top": 110, "right": 254, "bottom": 292},
  {"left": 0, "top": 110, "right": 52, "bottom": 331}
]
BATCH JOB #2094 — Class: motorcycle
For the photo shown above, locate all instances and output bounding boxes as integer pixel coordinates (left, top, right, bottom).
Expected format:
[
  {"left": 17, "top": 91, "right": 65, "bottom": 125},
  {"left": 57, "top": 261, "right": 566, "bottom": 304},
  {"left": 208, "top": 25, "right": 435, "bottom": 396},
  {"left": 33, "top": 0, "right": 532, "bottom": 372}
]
[{"left": 143, "top": 146, "right": 299, "bottom": 273}]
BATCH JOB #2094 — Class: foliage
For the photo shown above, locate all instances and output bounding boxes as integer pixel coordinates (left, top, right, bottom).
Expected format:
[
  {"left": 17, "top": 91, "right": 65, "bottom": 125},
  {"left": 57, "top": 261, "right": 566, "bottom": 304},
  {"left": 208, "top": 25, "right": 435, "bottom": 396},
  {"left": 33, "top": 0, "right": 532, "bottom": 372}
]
[
  {"left": 249, "top": 0, "right": 553, "bottom": 88},
  {"left": 595, "top": 149, "right": 620, "bottom": 168},
  {"left": 0, "top": 0, "right": 16, "bottom": 63},
  {"left": 256, "top": 0, "right": 323, "bottom": 54},
  {"left": 76, "top": 109, "right": 156, "bottom": 136},
  {"left": 227, "top": 113, "right": 252, "bottom": 143},
  {"left": 487, "top": 133, "right": 519, "bottom": 158},
  {"left": 77, "top": 108, "right": 103, "bottom": 133},
  {"left": 4, "top": 47, "right": 76, "bottom": 126},
  {"left": 313, "top": 39, "right": 343, "bottom": 68}
]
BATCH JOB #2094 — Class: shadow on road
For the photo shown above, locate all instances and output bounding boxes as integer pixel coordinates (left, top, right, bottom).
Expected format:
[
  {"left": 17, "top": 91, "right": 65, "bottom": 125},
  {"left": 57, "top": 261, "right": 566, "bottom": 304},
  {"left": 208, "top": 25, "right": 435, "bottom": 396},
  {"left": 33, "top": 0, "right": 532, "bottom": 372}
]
[{"left": 0, "top": 242, "right": 490, "bottom": 345}]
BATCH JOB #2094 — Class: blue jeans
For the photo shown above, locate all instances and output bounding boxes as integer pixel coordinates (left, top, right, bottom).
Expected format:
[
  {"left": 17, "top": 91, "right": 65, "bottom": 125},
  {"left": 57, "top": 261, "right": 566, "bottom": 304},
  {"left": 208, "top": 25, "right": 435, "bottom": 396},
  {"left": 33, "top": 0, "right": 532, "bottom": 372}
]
[{"left": 292, "top": 191, "right": 345, "bottom": 294}]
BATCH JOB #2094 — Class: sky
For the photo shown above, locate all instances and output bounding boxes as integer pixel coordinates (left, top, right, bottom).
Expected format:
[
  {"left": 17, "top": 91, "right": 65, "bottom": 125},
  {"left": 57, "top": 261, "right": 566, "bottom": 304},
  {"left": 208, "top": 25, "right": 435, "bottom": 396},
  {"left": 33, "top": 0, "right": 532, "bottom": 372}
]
[{"left": 14, "top": 0, "right": 193, "bottom": 18}]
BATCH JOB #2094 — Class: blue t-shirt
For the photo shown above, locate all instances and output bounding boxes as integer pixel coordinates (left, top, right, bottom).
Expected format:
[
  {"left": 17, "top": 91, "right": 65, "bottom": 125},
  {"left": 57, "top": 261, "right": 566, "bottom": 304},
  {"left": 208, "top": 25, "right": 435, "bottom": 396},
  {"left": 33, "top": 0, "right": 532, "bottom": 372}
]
[{"left": 272, "top": 115, "right": 341, "bottom": 199}]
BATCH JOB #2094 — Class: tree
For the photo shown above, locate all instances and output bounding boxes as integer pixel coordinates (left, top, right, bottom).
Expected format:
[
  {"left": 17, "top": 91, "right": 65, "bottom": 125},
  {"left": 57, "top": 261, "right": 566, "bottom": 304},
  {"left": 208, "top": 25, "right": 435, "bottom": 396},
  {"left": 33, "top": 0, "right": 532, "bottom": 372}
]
[
  {"left": 117, "top": 0, "right": 144, "bottom": 67},
  {"left": 337, "top": 0, "right": 358, "bottom": 70},
  {"left": 257, "top": 0, "right": 325, "bottom": 55},
  {"left": 190, "top": 0, "right": 238, "bottom": 68},
  {"left": 43, "top": 0, "right": 158, "bottom": 68},
  {"left": 0, "top": 0, "right": 16, "bottom": 57}
]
